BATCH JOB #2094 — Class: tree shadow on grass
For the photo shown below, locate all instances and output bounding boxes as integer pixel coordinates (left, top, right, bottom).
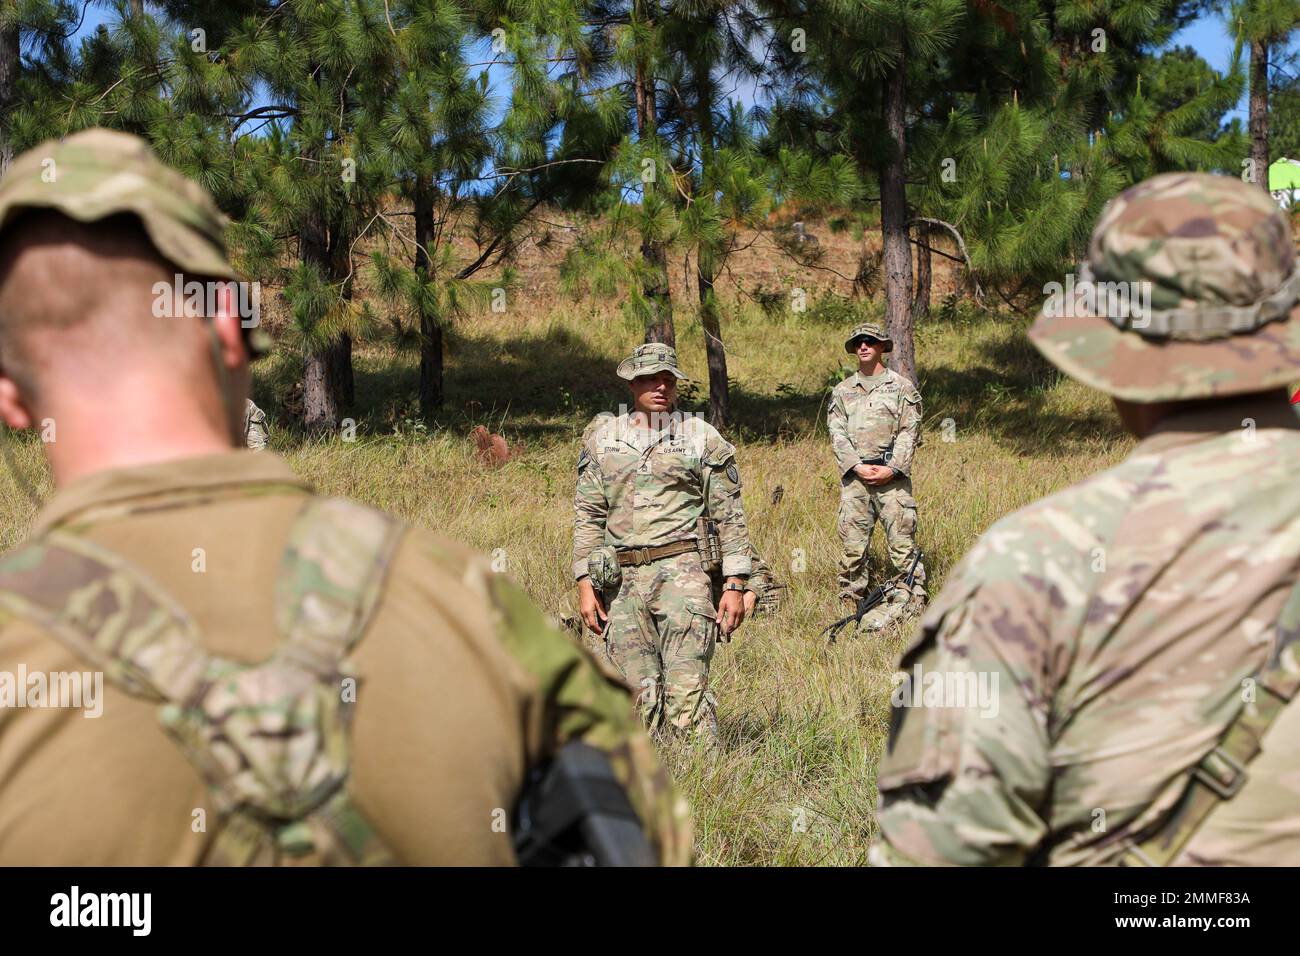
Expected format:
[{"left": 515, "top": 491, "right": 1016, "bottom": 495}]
[
  {"left": 917, "top": 332, "right": 1124, "bottom": 455},
  {"left": 252, "top": 315, "right": 1121, "bottom": 454},
  {"left": 253, "top": 323, "right": 628, "bottom": 445}
]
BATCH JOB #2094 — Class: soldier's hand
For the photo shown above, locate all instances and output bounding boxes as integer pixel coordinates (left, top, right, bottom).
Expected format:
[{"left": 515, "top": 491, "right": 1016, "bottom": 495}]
[
  {"left": 852, "top": 463, "right": 875, "bottom": 482},
  {"left": 742, "top": 589, "right": 757, "bottom": 616},
  {"left": 717, "top": 589, "right": 745, "bottom": 640},
  {"left": 577, "top": 578, "right": 608, "bottom": 634},
  {"left": 864, "top": 466, "right": 896, "bottom": 486}
]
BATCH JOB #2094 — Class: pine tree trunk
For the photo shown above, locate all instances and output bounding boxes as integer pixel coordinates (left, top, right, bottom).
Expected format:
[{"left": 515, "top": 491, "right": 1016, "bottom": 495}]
[
  {"left": 1250, "top": 38, "right": 1270, "bottom": 193},
  {"left": 414, "top": 174, "right": 443, "bottom": 416},
  {"left": 695, "top": 63, "right": 727, "bottom": 426},
  {"left": 912, "top": 222, "right": 931, "bottom": 319},
  {"left": 635, "top": 58, "right": 674, "bottom": 347},
  {"left": 129, "top": 0, "right": 144, "bottom": 17},
  {"left": 880, "top": 47, "right": 916, "bottom": 384},
  {"left": 300, "top": 210, "right": 340, "bottom": 431},
  {"left": 699, "top": 271, "right": 728, "bottom": 427},
  {"left": 0, "top": 17, "right": 17, "bottom": 176},
  {"left": 328, "top": 225, "right": 354, "bottom": 409},
  {"left": 327, "top": 334, "right": 353, "bottom": 408}
]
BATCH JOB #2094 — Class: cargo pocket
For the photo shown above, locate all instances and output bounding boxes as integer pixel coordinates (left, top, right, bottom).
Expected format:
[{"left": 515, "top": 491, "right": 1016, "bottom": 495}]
[
  {"left": 683, "top": 600, "right": 719, "bottom": 656},
  {"left": 896, "top": 493, "right": 918, "bottom": 537}
]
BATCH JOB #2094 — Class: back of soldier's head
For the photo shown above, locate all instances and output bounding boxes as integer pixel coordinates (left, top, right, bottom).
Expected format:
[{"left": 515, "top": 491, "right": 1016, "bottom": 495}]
[
  {"left": 0, "top": 128, "right": 267, "bottom": 406},
  {"left": 0, "top": 209, "right": 200, "bottom": 401}
]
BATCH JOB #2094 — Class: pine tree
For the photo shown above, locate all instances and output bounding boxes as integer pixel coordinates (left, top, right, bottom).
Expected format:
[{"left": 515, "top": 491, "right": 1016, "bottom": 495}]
[{"left": 1228, "top": 0, "right": 1300, "bottom": 190}]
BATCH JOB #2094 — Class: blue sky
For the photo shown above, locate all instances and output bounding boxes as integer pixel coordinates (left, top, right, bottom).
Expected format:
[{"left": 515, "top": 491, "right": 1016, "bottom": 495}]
[
  {"left": 75, "top": 5, "right": 1250, "bottom": 123},
  {"left": 1168, "top": 15, "right": 1244, "bottom": 122}
]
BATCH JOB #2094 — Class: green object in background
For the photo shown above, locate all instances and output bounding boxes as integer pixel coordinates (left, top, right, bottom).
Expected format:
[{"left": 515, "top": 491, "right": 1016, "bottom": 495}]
[{"left": 1269, "top": 158, "right": 1300, "bottom": 192}]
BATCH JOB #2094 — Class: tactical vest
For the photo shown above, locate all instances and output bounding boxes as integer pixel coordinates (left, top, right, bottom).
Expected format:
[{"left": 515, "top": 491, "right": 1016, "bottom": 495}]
[{"left": 0, "top": 496, "right": 405, "bottom": 866}]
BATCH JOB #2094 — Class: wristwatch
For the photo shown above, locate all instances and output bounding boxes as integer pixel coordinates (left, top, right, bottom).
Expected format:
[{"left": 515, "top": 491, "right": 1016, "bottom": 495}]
[{"left": 722, "top": 582, "right": 745, "bottom": 593}]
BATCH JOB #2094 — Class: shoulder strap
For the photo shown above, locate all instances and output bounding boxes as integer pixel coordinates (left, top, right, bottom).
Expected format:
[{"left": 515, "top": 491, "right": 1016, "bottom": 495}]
[
  {"left": 1117, "top": 581, "right": 1300, "bottom": 866},
  {"left": 274, "top": 495, "right": 407, "bottom": 674},
  {"left": 0, "top": 495, "right": 407, "bottom": 866},
  {"left": 0, "top": 532, "right": 206, "bottom": 701}
]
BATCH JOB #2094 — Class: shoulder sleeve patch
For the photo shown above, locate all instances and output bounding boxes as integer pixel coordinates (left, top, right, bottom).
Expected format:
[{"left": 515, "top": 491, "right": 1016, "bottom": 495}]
[{"left": 726, "top": 463, "right": 738, "bottom": 484}]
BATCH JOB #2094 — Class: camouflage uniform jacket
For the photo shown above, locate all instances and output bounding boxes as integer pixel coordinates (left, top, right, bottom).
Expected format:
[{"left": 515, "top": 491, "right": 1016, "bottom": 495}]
[
  {"left": 0, "top": 452, "right": 692, "bottom": 865},
  {"left": 572, "top": 412, "right": 752, "bottom": 580},
  {"left": 244, "top": 399, "right": 269, "bottom": 450},
  {"left": 828, "top": 368, "right": 921, "bottom": 478},
  {"left": 872, "top": 395, "right": 1300, "bottom": 866}
]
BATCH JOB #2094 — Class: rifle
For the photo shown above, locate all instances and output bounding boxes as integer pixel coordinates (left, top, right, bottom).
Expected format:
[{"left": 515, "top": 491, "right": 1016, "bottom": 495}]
[
  {"left": 821, "top": 549, "right": 923, "bottom": 645},
  {"left": 513, "top": 741, "right": 657, "bottom": 867}
]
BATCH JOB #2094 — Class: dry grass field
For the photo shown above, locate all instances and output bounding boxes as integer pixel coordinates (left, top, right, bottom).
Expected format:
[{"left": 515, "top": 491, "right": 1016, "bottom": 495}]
[{"left": 0, "top": 219, "right": 1135, "bottom": 865}]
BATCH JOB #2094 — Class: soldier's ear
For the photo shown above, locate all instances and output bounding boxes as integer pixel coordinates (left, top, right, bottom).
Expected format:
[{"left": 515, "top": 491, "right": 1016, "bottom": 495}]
[
  {"left": 209, "top": 282, "right": 248, "bottom": 372},
  {"left": 0, "top": 373, "right": 33, "bottom": 431}
]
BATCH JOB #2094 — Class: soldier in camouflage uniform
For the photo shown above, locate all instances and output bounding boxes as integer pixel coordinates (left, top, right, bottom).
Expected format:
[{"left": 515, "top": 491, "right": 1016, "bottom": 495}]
[
  {"left": 872, "top": 172, "right": 1300, "bottom": 867},
  {"left": 574, "top": 344, "right": 753, "bottom": 741},
  {"left": 0, "top": 129, "right": 691, "bottom": 866},
  {"left": 244, "top": 398, "right": 269, "bottom": 450},
  {"left": 828, "top": 323, "right": 925, "bottom": 613}
]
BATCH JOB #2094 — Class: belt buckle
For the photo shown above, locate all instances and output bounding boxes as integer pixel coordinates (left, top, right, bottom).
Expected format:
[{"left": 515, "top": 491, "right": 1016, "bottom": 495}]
[
  {"left": 635, "top": 547, "right": 650, "bottom": 565},
  {"left": 1193, "top": 746, "right": 1248, "bottom": 800}
]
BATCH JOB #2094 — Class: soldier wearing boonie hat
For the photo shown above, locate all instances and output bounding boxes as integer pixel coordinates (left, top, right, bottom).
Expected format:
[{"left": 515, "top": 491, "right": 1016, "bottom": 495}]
[
  {"left": 573, "top": 341, "right": 754, "bottom": 743},
  {"left": 828, "top": 320, "right": 925, "bottom": 614},
  {"left": 0, "top": 130, "right": 691, "bottom": 866},
  {"left": 872, "top": 172, "right": 1300, "bottom": 868}
]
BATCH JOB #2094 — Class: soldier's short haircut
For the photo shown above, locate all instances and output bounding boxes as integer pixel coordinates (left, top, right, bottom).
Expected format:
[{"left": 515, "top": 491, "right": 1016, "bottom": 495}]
[{"left": 0, "top": 208, "right": 201, "bottom": 400}]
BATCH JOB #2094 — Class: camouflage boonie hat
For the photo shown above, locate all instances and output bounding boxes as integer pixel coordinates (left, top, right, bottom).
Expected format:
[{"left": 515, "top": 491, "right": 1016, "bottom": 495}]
[
  {"left": 617, "top": 342, "right": 686, "bottom": 381},
  {"left": 845, "top": 322, "right": 893, "bottom": 353},
  {"left": 1029, "top": 172, "right": 1300, "bottom": 402},
  {"left": 0, "top": 128, "right": 270, "bottom": 358}
]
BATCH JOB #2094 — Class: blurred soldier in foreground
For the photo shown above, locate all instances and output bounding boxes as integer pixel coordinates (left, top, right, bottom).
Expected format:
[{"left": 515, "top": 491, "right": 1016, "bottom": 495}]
[
  {"left": 872, "top": 173, "right": 1300, "bottom": 866},
  {"left": 573, "top": 344, "right": 753, "bottom": 742},
  {"left": 0, "top": 130, "right": 690, "bottom": 866},
  {"left": 244, "top": 398, "right": 269, "bottom": 450},
  {"left": 828, "top": 323, "right": 925, "bottom": 616}
]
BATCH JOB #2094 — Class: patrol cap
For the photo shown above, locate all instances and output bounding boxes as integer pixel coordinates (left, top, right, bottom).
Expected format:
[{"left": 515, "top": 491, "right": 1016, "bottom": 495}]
[
  {"left": 845, "top": 322, "right": 893, "bottom": 353},
  {"left": 617, "top": 342, "right": 687, "bottom": 381},
  {"left": 0, "top": 128, "right": 270, "bottom": 358},
  {"left": 1029, "top": 172, "right": 1300, "bottom": 402}
]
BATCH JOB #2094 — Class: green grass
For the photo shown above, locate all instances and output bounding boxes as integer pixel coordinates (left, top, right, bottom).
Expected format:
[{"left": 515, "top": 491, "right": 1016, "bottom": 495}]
[{"left": 0, "top": 297, "right": 1132, "bottom": 865}]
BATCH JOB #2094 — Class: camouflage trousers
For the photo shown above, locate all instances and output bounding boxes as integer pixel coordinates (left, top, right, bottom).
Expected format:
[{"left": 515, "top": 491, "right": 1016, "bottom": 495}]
[
  {"left": 600, "top": 550, "right": 719, "bottom": 740},
  {"left": 837, "top": 474, "right": 926, "bottom": 601}
]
